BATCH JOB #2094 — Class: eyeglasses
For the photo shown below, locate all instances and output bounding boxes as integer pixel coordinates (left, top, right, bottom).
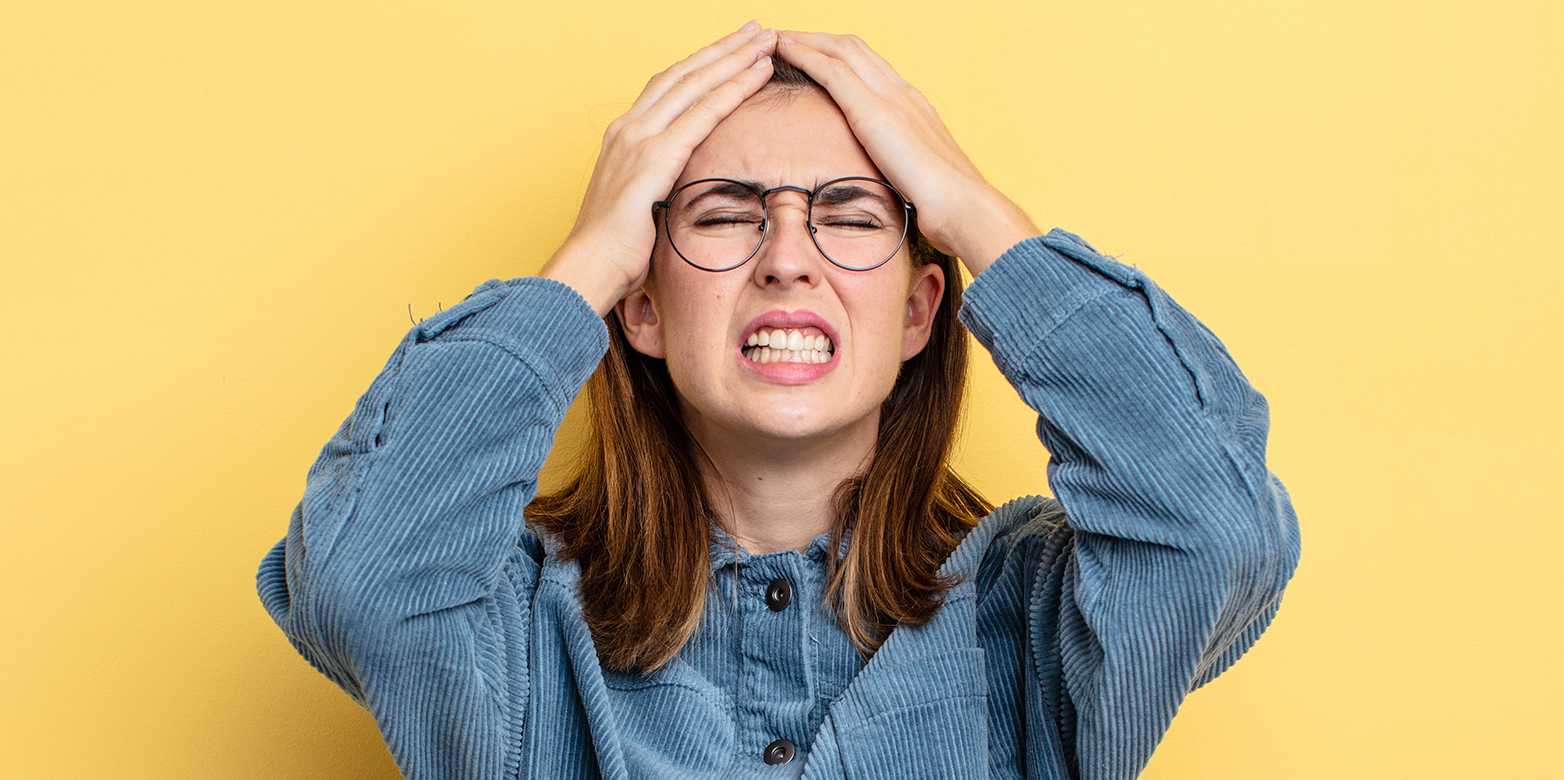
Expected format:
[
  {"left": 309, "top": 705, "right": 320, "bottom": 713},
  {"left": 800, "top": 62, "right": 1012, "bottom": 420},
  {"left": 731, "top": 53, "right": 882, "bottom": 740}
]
[{"left": 652, "top": 176, "right": 917, "bottom": 272}]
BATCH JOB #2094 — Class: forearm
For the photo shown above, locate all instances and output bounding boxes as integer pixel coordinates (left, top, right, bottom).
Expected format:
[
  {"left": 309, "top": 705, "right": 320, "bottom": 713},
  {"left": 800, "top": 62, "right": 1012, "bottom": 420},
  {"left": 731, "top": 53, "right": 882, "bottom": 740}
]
[
  {"left": 961, "top": 227, "right": 1302, "bottom": 774},
  {"left": 957, "top": 228, "right": 1292, "bottom": 552},
  {"left": 268, "top": 276, "right": 608, "bottom": 624}
]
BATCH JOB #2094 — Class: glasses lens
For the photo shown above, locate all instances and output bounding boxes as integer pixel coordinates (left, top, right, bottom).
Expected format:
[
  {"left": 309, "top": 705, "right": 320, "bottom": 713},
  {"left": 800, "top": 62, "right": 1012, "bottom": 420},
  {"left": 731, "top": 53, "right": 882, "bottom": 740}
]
[
  {"left": 809, "top": 179, "right": 907, "bottom": 271},
  {"left": 664, "top": 178, "right": 908, "bottom": 271},
  {"left": 666, "top": 180, "right": 766, "bottom": 272}
]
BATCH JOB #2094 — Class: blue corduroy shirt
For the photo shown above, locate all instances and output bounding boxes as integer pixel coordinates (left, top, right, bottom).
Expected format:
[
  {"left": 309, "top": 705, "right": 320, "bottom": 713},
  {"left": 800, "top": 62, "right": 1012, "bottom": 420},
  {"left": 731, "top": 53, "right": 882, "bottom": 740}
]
[{"left": 256, "top": 227, "right": 1302, "bottom": 779}]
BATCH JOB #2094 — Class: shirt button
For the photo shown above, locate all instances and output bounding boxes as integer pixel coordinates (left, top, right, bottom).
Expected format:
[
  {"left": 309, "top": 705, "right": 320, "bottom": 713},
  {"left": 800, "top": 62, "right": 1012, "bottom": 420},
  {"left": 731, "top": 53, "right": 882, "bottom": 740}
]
[
  {"left": 763, "top": 737, "right": 796, "bottom": 765},
  {"left": 765, "top": 577, "right": 792, "bottom": 611}
]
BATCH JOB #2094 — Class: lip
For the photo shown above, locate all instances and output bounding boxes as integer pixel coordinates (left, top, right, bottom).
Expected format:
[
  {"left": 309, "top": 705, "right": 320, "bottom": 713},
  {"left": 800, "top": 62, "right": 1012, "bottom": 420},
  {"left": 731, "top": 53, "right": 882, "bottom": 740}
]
[{"left": 736, "top": 309, "right": 842, "bottom": 386}]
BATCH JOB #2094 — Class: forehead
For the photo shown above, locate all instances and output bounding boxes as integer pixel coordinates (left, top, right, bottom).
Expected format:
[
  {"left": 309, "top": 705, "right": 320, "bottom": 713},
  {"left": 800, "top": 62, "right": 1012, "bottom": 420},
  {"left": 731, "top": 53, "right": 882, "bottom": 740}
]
[{"left": 675, "top": 87, "right": 883, "bottom": 190}]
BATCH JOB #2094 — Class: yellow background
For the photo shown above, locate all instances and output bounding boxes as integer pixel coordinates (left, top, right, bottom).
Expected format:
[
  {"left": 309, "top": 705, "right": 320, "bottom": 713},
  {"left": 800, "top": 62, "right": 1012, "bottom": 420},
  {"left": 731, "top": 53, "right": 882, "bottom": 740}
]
[{"left": 3, "top": 1, "right": 1558, "bottom": 777}]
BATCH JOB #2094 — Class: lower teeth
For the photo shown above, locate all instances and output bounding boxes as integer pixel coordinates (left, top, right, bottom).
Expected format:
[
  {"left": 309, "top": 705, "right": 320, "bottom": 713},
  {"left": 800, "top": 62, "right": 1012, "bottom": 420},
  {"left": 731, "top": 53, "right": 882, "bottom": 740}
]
[{"left": 744, "top": 347, "right": 832, "bottom": 364}]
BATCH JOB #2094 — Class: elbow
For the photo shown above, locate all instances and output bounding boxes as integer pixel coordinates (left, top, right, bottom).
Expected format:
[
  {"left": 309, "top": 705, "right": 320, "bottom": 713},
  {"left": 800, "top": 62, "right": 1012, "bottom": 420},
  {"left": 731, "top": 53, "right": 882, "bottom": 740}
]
[
  {"left": 277, "top": 561, "right": 406, "bottom": 661},
  {"left": 312, "top": 569, "right": 404, "bottom": 634},
  {"left": 1204, "top": 471, "right": 1303, "bottom": 599}
]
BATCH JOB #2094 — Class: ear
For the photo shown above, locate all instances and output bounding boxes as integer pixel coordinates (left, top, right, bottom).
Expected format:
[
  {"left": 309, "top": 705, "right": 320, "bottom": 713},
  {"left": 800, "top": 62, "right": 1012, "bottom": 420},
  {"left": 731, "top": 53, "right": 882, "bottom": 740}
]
[
  {"left": 613, "top": 286, "right": 667, "bottom": 359},
  {"left": 900, "top": 262, "right": 946, "bottom": 361}
]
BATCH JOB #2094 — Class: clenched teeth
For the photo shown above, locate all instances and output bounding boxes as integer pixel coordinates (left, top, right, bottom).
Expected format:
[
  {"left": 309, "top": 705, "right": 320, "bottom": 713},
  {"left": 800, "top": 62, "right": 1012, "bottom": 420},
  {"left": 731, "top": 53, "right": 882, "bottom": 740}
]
[{"left": 744, "top": 327, "right": 834, "bottom": 353}]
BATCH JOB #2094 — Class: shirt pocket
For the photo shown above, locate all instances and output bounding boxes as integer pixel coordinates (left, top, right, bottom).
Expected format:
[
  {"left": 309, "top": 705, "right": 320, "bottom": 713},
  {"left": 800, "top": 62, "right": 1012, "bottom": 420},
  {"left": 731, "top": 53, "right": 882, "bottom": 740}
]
[
  {"left": 830, "top": 646, "right": 990, "bottom": 780},
  {"left": 601, "top": 657, "right": 736, "bottom": 774}
]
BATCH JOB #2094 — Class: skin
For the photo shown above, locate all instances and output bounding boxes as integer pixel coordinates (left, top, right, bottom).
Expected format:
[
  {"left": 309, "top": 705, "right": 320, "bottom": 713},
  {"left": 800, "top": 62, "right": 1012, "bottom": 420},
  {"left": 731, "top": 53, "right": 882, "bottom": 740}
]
[
  {"left": 615, "top": 86, "right": 945, "bottom": 555},
  {"left": 541, "top": 23, "right": 1043, "bottom": 555}
]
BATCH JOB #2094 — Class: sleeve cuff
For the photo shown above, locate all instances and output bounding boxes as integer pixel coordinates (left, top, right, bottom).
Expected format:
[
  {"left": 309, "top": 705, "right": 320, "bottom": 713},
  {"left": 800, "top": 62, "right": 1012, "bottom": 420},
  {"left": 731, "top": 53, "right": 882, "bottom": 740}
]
[
  {"left": 407, "top": 275, "right": 610, "bottom": 403},
  {"left": 956, "top": 227, "right": 1145, "bottom": 374}
]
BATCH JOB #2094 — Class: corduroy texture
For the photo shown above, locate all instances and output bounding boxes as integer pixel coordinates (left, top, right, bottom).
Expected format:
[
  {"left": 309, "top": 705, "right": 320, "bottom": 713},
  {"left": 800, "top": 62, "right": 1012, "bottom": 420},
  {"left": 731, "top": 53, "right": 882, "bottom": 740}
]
[{"left": 256, "top": 226, "right": 1302, "bottom": 779}]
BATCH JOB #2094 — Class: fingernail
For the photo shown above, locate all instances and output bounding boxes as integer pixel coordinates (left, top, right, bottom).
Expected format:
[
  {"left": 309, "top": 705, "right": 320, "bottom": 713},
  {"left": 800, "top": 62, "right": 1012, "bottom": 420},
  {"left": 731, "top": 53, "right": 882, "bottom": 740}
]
[{"left": 740, "top": 20, "right": 759, "bottom": 32}]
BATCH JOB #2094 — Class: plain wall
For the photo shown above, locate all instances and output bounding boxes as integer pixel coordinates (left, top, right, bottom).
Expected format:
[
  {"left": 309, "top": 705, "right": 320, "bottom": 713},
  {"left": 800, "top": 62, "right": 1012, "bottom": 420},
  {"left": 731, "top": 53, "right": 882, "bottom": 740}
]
[{"left": 2, "top": 1, "right": 1558, "bottom": 776}]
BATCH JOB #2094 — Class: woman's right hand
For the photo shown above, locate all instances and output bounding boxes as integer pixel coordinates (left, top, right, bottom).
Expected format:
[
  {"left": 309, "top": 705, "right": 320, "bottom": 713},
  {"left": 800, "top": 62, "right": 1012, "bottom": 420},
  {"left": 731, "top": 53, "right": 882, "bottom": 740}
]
[{"left": 541, "top": 21, "right": 779, "bottom": 314}]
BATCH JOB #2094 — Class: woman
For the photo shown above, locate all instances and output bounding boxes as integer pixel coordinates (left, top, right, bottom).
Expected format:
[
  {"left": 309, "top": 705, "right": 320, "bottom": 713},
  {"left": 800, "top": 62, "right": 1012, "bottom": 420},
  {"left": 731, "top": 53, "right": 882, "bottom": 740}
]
[{"left": 256, "top": 21, "right": 1302, "bottom": 779}]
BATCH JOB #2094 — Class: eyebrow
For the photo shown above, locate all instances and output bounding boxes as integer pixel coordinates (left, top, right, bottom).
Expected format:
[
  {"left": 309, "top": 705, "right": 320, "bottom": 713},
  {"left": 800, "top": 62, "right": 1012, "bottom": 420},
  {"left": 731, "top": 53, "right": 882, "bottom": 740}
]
[
  {"left": 681, "top": 180, "right": 762, "bottom": 211},
  {"left": 814, "top": 183, "right": 894, "bottom": 209},
  {"left": 681, "top": 176, "right": 892, "bottom": 210}
]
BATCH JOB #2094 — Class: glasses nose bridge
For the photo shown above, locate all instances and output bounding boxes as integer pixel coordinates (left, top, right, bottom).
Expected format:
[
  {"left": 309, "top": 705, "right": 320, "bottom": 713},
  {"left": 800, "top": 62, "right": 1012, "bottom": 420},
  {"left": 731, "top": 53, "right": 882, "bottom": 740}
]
[
  {"left": 752, "top": 183, "right": 825, "bottom": 277},
  {"left": 758, "top": 184, "right": 814, "bottom": 220}
]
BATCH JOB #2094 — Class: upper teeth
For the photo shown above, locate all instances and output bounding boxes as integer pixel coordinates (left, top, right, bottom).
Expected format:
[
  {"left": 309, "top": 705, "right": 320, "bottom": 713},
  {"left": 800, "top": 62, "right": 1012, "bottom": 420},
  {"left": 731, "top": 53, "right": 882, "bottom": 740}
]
[
  {"left": 745, "top": 327, "right": 833, "bottom": 352},
  {"left": 742, "top": 327, "right": 835, "bottom": 364}
]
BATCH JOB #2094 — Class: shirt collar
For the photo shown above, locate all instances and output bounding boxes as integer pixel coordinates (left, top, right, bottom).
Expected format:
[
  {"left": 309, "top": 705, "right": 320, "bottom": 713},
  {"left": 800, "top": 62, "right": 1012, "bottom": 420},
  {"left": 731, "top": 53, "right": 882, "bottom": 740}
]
[{"left": 707, "top": 515, "right": 856, "bottom": 571}]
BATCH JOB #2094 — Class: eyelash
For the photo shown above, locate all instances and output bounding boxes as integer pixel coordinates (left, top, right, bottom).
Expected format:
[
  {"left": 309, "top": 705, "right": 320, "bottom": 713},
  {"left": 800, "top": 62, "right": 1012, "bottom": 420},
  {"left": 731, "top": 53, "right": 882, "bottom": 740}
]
[{"left": 695, "top": 216, "right": 880, "bottom": 229}]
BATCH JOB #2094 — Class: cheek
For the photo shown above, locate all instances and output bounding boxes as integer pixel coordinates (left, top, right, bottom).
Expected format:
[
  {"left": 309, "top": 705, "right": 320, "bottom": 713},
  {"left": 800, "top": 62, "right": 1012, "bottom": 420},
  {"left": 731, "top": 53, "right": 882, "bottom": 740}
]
[
  {"left": 860, "top": 343, "right": 904, "bottom": 387},
  {"left": 850, "top": 289, "right": 912, "bottom": 354},
  {"left": 661, "top": 319, "right": 732, "bottom": 385}
]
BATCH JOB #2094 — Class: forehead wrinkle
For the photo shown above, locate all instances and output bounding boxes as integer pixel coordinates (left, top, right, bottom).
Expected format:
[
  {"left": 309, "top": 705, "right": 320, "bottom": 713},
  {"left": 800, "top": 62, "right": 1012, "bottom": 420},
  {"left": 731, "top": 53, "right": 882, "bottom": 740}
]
[{"left": 721, "top": 173, "right": 834, "bottom": 192}]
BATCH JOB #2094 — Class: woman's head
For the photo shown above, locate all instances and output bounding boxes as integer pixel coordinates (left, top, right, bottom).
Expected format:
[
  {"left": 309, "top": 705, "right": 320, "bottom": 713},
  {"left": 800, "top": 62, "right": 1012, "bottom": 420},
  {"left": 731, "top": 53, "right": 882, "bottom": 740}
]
[
  {"left": 615, "top": 60, "right": 943, "bottom": 448},
  {"left": 526, "top": 56, "right": 992, "bottom": 674}
]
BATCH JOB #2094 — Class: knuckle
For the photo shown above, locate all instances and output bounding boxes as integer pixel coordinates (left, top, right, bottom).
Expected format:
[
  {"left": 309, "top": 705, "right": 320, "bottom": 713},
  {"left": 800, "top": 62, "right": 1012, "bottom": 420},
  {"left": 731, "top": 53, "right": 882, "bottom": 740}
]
[{"left": 617, "top": 120, "right": 651, "bottom": 144}]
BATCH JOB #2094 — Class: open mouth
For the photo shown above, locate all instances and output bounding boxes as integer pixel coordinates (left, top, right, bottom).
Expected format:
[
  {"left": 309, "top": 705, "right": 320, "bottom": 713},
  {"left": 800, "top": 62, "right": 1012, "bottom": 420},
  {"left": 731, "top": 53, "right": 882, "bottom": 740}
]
[
  {"left": 735, "top": 325, "right": 840, "bottom": 384},
  {"left": 739, "top": 326, "right": 835, "bottom": 364}
]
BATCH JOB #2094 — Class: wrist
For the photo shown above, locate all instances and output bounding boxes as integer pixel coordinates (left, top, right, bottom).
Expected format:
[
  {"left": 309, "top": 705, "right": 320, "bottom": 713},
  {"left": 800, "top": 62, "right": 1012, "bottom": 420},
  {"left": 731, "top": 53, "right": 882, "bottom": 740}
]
[
  {"left": 538, "top": 242, "right": 629, "bottom": 319},
  {"left": 949, "top": 192, "right": 1042, "bottom": 279}
]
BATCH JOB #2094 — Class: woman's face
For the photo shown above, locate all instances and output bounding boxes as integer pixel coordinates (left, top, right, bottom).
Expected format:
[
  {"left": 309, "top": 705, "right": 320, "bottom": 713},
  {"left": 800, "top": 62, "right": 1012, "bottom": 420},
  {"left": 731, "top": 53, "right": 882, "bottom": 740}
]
[{"left": 616, "top": 86, "right": 944, "bottom": 446}]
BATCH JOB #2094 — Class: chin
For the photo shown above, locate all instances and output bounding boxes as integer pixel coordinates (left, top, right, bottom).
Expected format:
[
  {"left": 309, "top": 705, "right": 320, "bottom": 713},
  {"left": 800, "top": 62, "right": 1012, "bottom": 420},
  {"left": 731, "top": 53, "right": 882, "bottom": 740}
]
[{"left": 734, "top": 408, "right": 839, "bottom": 441}]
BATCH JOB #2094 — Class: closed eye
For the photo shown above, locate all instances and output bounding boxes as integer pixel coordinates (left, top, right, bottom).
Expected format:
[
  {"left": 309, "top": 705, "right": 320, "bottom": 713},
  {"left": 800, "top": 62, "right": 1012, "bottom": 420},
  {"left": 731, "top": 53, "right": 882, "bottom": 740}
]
[{"left": 695, "top": 216, "right": 762, "bottom": 226}]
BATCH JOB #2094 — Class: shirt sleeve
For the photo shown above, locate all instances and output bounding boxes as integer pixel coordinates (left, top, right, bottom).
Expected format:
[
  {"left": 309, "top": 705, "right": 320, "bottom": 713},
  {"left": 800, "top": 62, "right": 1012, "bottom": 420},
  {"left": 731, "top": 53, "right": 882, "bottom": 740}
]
[
  {"left": 254, "top": 274, "right": 608, "bottom": 778},
  {"left": 957, "top": 228, "right": 1303, "bottom": 779}
]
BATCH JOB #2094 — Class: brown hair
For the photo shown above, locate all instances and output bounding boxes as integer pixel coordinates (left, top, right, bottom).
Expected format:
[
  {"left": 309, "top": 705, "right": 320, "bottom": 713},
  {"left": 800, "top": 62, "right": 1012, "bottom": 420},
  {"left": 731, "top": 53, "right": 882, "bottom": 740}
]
[{"left": 525, "top": 55, "right": 994, "bottom": 675}]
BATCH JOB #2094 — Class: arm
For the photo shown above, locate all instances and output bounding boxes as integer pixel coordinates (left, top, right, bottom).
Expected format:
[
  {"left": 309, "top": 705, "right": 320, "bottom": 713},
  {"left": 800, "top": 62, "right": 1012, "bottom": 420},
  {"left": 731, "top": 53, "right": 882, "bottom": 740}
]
[
  {"left": 254, "top": 274, "right": 609, "bottom": 776},
  {"left": 957, "top": 228, "right": 1302, "bottom": 779}
]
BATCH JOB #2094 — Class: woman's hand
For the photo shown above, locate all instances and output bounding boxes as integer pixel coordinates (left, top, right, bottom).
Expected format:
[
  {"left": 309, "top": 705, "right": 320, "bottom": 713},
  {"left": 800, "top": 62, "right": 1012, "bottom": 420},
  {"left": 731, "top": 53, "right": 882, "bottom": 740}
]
[
  {"left": 541, "top": 21, "right": 779, "bottom": 313},
  {"left": 775, "top": 30, "right": 1042, "bottom": 274}
]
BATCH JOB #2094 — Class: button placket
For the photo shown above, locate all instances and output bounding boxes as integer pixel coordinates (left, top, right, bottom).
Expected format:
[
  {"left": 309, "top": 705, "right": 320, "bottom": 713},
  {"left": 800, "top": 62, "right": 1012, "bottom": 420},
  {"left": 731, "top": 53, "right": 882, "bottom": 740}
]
[{"left": 734, "top": 555, "right": 813, "bottom": 769}]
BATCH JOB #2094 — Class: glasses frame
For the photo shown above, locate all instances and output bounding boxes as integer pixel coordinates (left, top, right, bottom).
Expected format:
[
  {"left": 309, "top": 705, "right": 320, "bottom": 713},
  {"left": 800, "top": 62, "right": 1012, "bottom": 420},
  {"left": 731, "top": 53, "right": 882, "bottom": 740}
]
[{"left": 652, "top": 175, "right": 918, "bottom": 273}]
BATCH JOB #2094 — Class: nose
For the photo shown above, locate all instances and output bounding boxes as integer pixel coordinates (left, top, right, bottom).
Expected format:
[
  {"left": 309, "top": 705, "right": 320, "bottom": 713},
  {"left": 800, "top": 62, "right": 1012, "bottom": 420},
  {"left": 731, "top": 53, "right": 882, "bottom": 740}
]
[{"left": 751, "top": 189, "right": 825, "bottom": 288}]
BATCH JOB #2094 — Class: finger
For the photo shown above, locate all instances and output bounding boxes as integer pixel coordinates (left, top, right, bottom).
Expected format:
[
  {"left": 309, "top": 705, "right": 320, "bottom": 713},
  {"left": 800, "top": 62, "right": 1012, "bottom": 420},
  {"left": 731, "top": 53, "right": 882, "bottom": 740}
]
[
  {"left": 773, "top": 32, "right": 882, "bottom": 109},
  {"left": 778, "top": 30, "right": 905, "bottom": 94},
  {"left": 623, "top": 21, "right": 765, "bottom": 120},
  {"left": 662, "top": 54, "right": 774, "bottom": 152},
  {"left": 779, "top": 32, "right": 969, "bottom": 175},
  {"left": 636, "top": 28, "right": 777, "bottom": 132}
]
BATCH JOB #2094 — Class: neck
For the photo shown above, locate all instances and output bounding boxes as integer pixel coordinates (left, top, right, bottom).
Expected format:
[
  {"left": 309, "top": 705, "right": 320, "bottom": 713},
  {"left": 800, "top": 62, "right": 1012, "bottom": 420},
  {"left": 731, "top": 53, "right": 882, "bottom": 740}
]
[{"left": 686, "top": 409, "right": 878, "bottom": 555}]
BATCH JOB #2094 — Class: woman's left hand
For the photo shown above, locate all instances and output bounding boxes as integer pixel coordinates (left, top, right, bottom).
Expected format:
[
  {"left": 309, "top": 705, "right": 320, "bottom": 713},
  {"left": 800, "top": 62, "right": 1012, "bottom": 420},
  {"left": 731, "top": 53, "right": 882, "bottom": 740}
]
[{"left": 776, "top": 29, "right": 1042, "bottom": 273}]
